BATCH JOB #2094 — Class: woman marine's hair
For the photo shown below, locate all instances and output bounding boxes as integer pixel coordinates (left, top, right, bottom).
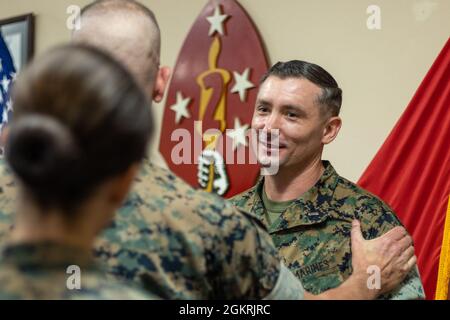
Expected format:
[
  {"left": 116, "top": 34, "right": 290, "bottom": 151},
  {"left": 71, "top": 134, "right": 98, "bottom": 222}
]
[{"left": 5, "top": 43, "right": 153, "bottom": 213}]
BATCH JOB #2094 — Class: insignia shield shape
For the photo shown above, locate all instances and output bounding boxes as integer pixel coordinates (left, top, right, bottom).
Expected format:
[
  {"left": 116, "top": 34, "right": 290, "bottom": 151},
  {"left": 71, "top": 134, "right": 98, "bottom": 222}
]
[{"left": 159, "top": 0, "right": 269, "bottom": 198}]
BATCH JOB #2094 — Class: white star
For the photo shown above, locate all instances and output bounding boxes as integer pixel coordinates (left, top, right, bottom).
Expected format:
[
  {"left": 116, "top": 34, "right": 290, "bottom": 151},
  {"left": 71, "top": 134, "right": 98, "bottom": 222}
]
[
  {"left": 206, "top": 6, "right": 228, "bottom": 36},
  {"left": 170, "top": 91, "right": 191, "bottom": 124},
  {"left": 1, "top": 76, "right": 10, "bottom": 92},
  {"left": 6, "top": 99, "right": 13, "bottom": 112},
  {"left": 226, "top": 118, "right": 249, "bottom": 151},
  {"left": 2, "top": 107, "right": 8, "bottom": 124},
  {"left": 231, "top": 68, "right": 254, "bottom": 102}
]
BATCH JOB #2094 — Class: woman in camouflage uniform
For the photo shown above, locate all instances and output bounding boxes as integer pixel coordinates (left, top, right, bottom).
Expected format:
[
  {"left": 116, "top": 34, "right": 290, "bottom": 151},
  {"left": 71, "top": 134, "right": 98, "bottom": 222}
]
[{"left": 0, "top": 44, "right": 157, "bottom": 299}]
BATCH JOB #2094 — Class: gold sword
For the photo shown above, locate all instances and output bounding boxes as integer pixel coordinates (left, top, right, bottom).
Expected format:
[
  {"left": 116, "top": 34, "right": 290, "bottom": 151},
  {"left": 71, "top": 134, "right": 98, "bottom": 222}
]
[{"left": 195, "top": 36, "right": 231, "bottom": 192}]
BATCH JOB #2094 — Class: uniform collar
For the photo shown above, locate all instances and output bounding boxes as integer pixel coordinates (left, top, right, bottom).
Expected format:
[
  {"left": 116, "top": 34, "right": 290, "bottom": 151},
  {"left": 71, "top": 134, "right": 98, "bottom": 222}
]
[
  {"left": 0, "top": 241, "right": 97, "bottom": 270},
  {"left": 247, "top": 161, "right": 340, "bottom": 233}
]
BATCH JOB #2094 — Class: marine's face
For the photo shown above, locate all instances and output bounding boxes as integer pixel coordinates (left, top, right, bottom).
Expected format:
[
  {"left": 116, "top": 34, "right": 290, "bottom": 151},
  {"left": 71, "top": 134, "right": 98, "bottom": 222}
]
[{"left": 252, "top": 76, "right": 327, "bottom": 170}]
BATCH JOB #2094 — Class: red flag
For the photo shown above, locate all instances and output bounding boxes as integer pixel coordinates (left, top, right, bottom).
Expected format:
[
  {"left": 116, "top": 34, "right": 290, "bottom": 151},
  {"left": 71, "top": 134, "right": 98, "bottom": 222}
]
[{"left": 358, "top": 38, "right": 450, "bottom": 299}]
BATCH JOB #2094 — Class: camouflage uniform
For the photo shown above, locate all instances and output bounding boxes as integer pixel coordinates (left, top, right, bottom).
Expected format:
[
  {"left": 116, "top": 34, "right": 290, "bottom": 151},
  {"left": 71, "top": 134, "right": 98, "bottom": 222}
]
[
  {"left": 0, "top": 159, "right": 304, "bottom": 300},
  {"left": 231, "top": 161, "right": 425, "bottom": 299},
  {"left": 0, "top": 161, "right": 14, "bottom": 241},
  {"left": 0, "top": 241, "right": 153, "bottom": 299}
]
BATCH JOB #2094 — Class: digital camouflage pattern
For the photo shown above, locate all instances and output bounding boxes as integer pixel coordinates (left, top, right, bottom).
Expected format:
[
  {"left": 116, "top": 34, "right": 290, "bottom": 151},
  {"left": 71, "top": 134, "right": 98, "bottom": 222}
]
[
  {"left": 231, "top": 161, "right": 425, "bottom": 299},
  {"left": 94, "top": 159, "right": 280, "bottom": 299},
  {"left": 0, "top": 160, "right": 14, "bottom": 241},
  {"left": 0, "top": 159, "right": 281, "bottom": 299},
  {"left": 0, "top": 242, "right": 153, "bottom": 299}
]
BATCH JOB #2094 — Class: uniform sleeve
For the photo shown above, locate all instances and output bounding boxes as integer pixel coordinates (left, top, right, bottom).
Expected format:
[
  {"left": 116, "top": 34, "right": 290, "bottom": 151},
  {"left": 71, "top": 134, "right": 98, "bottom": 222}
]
[
  {"left": 264, "top": 262, "right": 305, "bottom": 300},
  {"left": 0, "top": 159, "right": 15, "bottom": 241},
  {"left": 212, "top": 202, "right": 282, "bottom": 299},
  {"left": 380, "top": 266, "right": 425, "bottom": 300},
  {"left": 357, "top": 196, "right": 426, "bottom": 300}
]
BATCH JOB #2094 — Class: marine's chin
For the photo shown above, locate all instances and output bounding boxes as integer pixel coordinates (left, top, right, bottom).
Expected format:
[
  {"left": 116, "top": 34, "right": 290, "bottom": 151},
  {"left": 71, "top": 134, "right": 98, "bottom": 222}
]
[{"left": 257, "top": 143, "right": 284, "bottom": 175}]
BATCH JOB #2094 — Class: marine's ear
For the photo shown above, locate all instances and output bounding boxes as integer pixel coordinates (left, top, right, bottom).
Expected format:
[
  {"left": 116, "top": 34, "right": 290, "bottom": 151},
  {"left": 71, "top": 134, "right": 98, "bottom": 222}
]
[
  {"left": 152, "top": 66, "right": 171, "bottom": 103},
  {"left": 322, "top": 116, "right": 342, "bottom": 145}
]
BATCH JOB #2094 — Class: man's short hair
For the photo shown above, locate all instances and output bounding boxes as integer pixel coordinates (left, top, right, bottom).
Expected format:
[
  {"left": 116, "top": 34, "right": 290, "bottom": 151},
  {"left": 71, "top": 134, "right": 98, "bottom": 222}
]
[
  {"left": 81, "top": 0, "right": 159, "bottom": 31},
  {"left": 80, "top": 0, "right": 160, "bottom": 55},
  {"left": 260, "top": 60, "right": 342, "bottom": 117},
  {"left": 76, "top": 0, "right": 161, "bottom": 86}
]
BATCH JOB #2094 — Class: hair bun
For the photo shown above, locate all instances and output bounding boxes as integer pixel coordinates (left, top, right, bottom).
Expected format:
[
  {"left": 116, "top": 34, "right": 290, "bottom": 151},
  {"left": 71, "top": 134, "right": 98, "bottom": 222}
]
[{"left": 5, "top": 115, "right": 81, "bottom": 187}]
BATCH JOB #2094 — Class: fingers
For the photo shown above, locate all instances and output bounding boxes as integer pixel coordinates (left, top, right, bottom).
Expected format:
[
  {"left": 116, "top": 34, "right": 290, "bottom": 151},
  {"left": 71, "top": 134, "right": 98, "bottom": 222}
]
[
  {"left": 197, "top": 160, "right": 211, "bottom": 187},
  {"left": 398, "top": 246, "right": 415, "bottom": 266},
  {"left": 201, "top": 149, "right": 216, "bottom": 158},
  {"left": 383, "top": 226, "right": 408, "bottom": 241},
  {"left": 350, "top": 220, "right": 364, "bottom": 248},
  {"left": 214, "top": 181, "right": 227, "bottom": 195},
  {"left": 214, "top": 158, "right": 226, "bottom": 175},
  {"left": 406, "top": 255, "right": 417, "bottom": 271},
  {"left": 198, "top": 153, "right": 213, "bottom": 171},
  {"left": 395, "top": 254, "right": 417, "bottom": 284},
  {"left": 198, "top": 155, "right": 212, "bottom": 166},
  {"left": 197, "top": 149, "right": 229, "bottom": 193},
  {"left": 202, "top": 150, "right": 223, "bottom": 165},
  {"left": 200, "top": 165, "right": 210, "bottom": 175},
  {"left": 396, "top": 234, "right": 413, "bottom": 252},
  {"left": 212, "top": 152, "right": 224, "bottom": 165},
  {"left": 197, "top": 170, "right": 208, "bottom": 187},
  {"left": 379, "top": 228, "right": 413, "bottom": 264}
]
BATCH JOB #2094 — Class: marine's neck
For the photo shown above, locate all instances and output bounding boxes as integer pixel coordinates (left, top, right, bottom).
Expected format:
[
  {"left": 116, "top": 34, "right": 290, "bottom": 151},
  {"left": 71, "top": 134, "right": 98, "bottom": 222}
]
[
  {"left": 264, "top": 157, "right": 325, "bottom": 202},
  {"left": 9, "top": 194, "right": 100, "bottom": 252}
]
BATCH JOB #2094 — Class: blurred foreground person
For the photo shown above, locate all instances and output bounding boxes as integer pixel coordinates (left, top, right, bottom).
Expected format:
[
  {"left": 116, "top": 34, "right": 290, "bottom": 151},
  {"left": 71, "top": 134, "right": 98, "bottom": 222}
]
[{"left": 0, "top": 44, "right": 156, "bottom": 299}]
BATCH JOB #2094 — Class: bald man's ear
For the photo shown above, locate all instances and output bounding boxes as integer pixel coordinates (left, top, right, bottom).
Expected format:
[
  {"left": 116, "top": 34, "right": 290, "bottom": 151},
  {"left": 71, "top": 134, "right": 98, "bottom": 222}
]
[
  {"left": 322, "top": 116, "right": 342, "bottom": 145},
  {"left": 152, "top": 66, "right": 171, "bottom": 103}
]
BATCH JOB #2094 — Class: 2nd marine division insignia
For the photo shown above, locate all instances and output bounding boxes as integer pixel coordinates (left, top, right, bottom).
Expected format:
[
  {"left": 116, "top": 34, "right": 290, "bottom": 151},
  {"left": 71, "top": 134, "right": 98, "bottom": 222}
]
[{"left": 159, "top": 0, "right": 269, "bottom": 198}]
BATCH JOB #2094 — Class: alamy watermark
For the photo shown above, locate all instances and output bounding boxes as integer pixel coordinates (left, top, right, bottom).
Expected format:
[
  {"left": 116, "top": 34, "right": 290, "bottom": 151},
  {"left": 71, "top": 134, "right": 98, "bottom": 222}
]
[
  {"left": 66, "top": 5, "right": 81, "bottom": 31},
  {"left": 66, "top": 265, "right": 81, "bottom": 290},
  {"left": 367, "top": 265, "right": 381, "bottom": 290},
  {"left": 367, "top": 5, "right": 381, "bottom": 30},
  {"left": 172, "top": 121, "right": 281, "bottom": 176}
]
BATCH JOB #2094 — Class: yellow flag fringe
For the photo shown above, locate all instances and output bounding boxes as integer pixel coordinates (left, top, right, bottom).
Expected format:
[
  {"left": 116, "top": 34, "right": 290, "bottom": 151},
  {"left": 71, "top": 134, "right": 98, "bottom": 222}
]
[{"left": 435, "top": 196, "right": 450, "bottom": 299}]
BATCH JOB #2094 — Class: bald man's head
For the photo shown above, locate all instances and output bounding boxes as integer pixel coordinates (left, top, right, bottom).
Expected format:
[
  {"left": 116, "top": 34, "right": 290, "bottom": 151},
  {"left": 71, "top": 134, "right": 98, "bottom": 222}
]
[{"left": 72, "top": 0, "right": 161, "bottom": 89}]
